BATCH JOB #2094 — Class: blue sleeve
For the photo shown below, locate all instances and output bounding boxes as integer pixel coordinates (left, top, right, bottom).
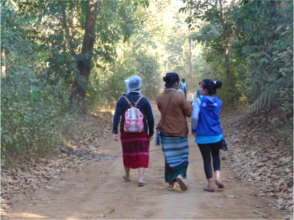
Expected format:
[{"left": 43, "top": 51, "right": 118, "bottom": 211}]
[
  {"left": 112, "top": 97, "right": 124, "bottom": 134},
  {"left": 191, "top": 98, "right": 201, "bottom": 133}
]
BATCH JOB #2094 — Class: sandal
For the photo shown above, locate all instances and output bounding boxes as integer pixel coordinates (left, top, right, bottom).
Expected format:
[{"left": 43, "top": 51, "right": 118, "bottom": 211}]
[
  {"left": 138, "top": 181, "right": 146, "bottom": 187},
  {"left": 176, "top": 175, "right": 188, "bottom": 191},
  {"left": 123, "top": 175, "right": 130, "bottom": 182},
  {"left": 215, "top": 180, "right": 224, "bottom": 189},
  {"left": 203, "top": 185, "right": 215, "bottom": 192},
  {"left": 167, "top": 183, "right": 175, "bottom": 191}
]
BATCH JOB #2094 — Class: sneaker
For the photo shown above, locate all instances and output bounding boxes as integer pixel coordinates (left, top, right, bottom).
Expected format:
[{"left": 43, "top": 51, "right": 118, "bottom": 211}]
[{"left": 138, "top": 181, "right": 146, "bottom": 187}]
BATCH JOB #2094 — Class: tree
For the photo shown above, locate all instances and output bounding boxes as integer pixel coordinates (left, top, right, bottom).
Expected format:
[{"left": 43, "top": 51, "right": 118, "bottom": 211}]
[
  {"left": 68, "top": 0, "right": 98, "bottom": 109},
  {"left": 232, "top": 0, "right": 293, "bottom": 114},
  {"left": 16, "top": 0, "right": 149, "bottom": 112},
  {"left": 182, "top": 0, "right": 236, "bottom": 93}
]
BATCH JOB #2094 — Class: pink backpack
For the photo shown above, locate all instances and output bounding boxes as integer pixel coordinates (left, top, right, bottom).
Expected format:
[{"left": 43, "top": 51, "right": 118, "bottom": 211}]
[{"left": 123, "top": 96, "right": 144, "bottom": 133}]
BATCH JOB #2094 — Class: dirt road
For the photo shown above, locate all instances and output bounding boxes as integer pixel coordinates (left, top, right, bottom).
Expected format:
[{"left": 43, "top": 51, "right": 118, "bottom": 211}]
[{"left": 4, "top": 130, "right": 285, "bottom": 219}]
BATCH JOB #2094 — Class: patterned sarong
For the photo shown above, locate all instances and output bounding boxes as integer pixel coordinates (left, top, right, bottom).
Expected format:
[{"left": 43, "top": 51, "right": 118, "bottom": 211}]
[
  {"left": 120, "top": 132, "right": 149, "bottom": 168},
  {"left": 161, "top": 135, "right": 189, "bottom": 183}
]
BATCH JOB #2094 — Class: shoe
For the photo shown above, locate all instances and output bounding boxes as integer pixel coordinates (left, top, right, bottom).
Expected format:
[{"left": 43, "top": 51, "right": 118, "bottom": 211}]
[
  {"left": 215, "top": 180, "right": 224, "bottom": 188},
  {"left": 138, "top": 181, "right": 146, "bottom": 187},
  {"left": 176, "top": 175, "right": 188, "bottom": 191},
  {"left": 203, "top": 185, "right": 215, "bottom": 192},
  {"left": 123, "top": 175, "right": 130, "bottom": 182}
]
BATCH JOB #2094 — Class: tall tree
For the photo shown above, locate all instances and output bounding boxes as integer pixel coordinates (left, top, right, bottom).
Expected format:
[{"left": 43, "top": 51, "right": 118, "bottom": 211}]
[
  {"left": 182, "top": 0, "right": 236, "bottom": 90},
  {"left": 16, "top": 0, "right": 148, "bottom": 112},
  {"left": 69, "top": 0, "right": 98, "bottom": 109}
]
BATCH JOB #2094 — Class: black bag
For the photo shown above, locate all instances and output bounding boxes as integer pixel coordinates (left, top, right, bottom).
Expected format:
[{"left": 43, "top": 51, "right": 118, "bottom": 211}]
[{"left": 220, "top": 139, "right": 228, "bottom": 151}]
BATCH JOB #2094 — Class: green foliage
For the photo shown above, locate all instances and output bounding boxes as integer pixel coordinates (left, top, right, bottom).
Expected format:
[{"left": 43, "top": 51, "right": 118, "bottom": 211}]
[
  {"left": 183, "top": 0, "right": 293, "bottom": 117},
  {"left": 86, "top": 49, "right": 160, "bottom": 111},
  {"left": 2, "top": 74, "right": 70, "bottom": 165},
  {"left": 183, "top": 0, "right": 238, "bottom": 104},
  {"left": 14, "top": 0, "right": 148, "bottom": 105},
  {"left": 1, "top": 2, "right": 71, "bottom": 167},
  {"left": 133, "top": 53, "right": 161, "bottom": 99},
  {"left": 233, "top": 0, "right": 293, "bottom": 115}
]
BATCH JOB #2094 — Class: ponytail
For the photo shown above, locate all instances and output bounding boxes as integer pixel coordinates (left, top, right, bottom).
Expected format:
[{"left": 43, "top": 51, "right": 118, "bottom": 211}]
[{"left": 201, "top": 79, "right": 222, "bottom": 95}]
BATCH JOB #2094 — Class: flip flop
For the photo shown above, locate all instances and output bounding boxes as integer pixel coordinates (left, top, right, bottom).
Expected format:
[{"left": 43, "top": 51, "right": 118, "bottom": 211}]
[
  {"left": 138, "top": 181, "right": 146, "bottom": 187},
  {"left": 123, "top": 175, "right": 130, "bottom": 182},
  {"left": 176, "top": 176, "right": 188, "bottom": 191},
  {"left": 215, "top": 180, "right": 224, "bottom": 189},
  {"left": 203, "top": 186, "right": 215, "bottom": 192},
  {"left": 167, "top": 184, "right": 176, "bottom": 191}
]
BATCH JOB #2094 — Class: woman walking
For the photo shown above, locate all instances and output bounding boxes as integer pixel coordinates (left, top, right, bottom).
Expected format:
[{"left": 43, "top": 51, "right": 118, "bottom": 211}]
[
  {"left": 112, "top": 75, "right": 154, "bottom": 187},
  {"left": 156, "top": 72, "right": 193, "bottom": 191},
  {"left": 191, "top": 79, "right": 224, "bottom": 192}
]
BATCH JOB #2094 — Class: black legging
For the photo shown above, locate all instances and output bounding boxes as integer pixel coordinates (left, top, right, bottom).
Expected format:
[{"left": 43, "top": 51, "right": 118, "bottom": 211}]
[{"left": 198, "top": 141, "right": 222, "bottom": 179}]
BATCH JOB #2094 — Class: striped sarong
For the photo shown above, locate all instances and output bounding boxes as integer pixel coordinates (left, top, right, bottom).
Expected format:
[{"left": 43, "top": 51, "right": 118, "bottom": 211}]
[
  {"left": 120, "top": 132, "right": 149, "bottom": 168},
  {"left": 161, "top": 135, "right": 189, "bottom": 183}
]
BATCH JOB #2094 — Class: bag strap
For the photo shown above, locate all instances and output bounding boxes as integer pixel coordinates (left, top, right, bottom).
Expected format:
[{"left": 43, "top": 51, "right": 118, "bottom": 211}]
[
  {"left": 123, "top": 96, "right": 133, "bottom": 107},
  {"left": 134, "top": 96, "right": 144, "bottom": 107},
  {"left": 123, "top": 95, "right": 144, "bottom": 108}
]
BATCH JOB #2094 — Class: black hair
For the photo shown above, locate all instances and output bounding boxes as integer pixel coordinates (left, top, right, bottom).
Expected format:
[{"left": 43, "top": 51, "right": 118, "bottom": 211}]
[
  {"left": 163, "top": 72, "right": 180, "bottom": 88},
  {"left": 200, "top": 79, "right": 222, "bottom": 95},
  {"left": 182, "top": 78, "right": 185, "bottom": 82}
]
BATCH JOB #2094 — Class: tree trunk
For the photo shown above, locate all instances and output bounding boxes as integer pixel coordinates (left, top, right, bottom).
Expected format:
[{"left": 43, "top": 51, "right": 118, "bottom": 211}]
[
  {"left": 189, "top": 38, "right": 193, "bottom": 76},
  {"left": 189, "top": 6, "right": 193, "bottom": 76},
  {"left": 224, "top": 40, "right": 233, "bottom": 87},
  {"left": 60, "top": 0, "right": 76, "bottom": 56},
  {"left": 218, "top": 0, "right": 234, "bottom": 90},
  {"left": 70, "top": 0, "right": 98, "bottom": 112}
]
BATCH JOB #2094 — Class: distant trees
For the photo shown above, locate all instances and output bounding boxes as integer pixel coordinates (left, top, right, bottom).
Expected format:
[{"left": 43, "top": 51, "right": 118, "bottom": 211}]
[{"left": 183, "top": 0, "right": 293, "bottom": 117}]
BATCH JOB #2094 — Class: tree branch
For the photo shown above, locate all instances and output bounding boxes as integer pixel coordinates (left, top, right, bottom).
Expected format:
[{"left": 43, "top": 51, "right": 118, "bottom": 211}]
[{"left": 59, "top": 0, "right": 76, "bottom": 56}]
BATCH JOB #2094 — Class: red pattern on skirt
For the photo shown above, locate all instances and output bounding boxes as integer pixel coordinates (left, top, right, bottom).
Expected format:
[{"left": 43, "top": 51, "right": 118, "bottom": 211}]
[{"left": 120, "top": 132, "right": 149, "bottom": 168}]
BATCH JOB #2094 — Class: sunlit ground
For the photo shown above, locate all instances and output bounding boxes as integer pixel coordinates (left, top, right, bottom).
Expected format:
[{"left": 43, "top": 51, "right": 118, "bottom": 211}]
[{"left": 2, "top": 211, "right": 47, "bottom": 219}]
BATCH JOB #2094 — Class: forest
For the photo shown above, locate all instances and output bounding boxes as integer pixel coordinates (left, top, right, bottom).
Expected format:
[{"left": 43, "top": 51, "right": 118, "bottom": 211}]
[
  {"left": 1, "top": 0, "right": 293, "bottom": 218},
  {"left": 2, "top": 0, "right": 292, "bottom": 167}
]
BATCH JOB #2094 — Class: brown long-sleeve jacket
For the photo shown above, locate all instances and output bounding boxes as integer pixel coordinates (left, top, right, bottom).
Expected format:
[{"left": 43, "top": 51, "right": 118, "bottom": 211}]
[{"left": 156, "top": 89, "right": 193, "bottom": 137}]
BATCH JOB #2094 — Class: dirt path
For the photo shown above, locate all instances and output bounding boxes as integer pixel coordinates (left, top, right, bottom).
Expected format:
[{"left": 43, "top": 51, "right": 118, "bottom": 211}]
[{"left": 3, "top": 108, "right": 287, "bottom": 219}]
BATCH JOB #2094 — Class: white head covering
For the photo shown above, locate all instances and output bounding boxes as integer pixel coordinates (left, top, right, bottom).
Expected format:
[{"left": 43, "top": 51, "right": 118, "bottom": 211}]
[{"left": 125, "top": 75, "right": 142, "bottom": 93}]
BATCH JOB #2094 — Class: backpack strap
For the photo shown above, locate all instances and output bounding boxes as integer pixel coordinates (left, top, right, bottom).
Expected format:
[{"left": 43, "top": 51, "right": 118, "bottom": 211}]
[
  {"left": 123, "top": 96, "right": 133, "bottom": 107},
  {"left": 123, "top": 95, "right": 144, "bottom": 107},
  {"left": 134, "top": 96, "right": 144, "bottom": 107}
]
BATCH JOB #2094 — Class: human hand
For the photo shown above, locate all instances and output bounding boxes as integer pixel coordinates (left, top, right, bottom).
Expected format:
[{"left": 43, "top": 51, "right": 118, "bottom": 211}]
[
  {"left": 187, "top": 94, "right": 194, "bottom": 102},
  {"left": 113, "top": 134, "right": 119, "bottom": 142},
  {"left": 196, "top": 88, "right": 201, "bottom": 97},
  {"left": 192, "top": 133, "right": 196, "bottom": 137}
]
